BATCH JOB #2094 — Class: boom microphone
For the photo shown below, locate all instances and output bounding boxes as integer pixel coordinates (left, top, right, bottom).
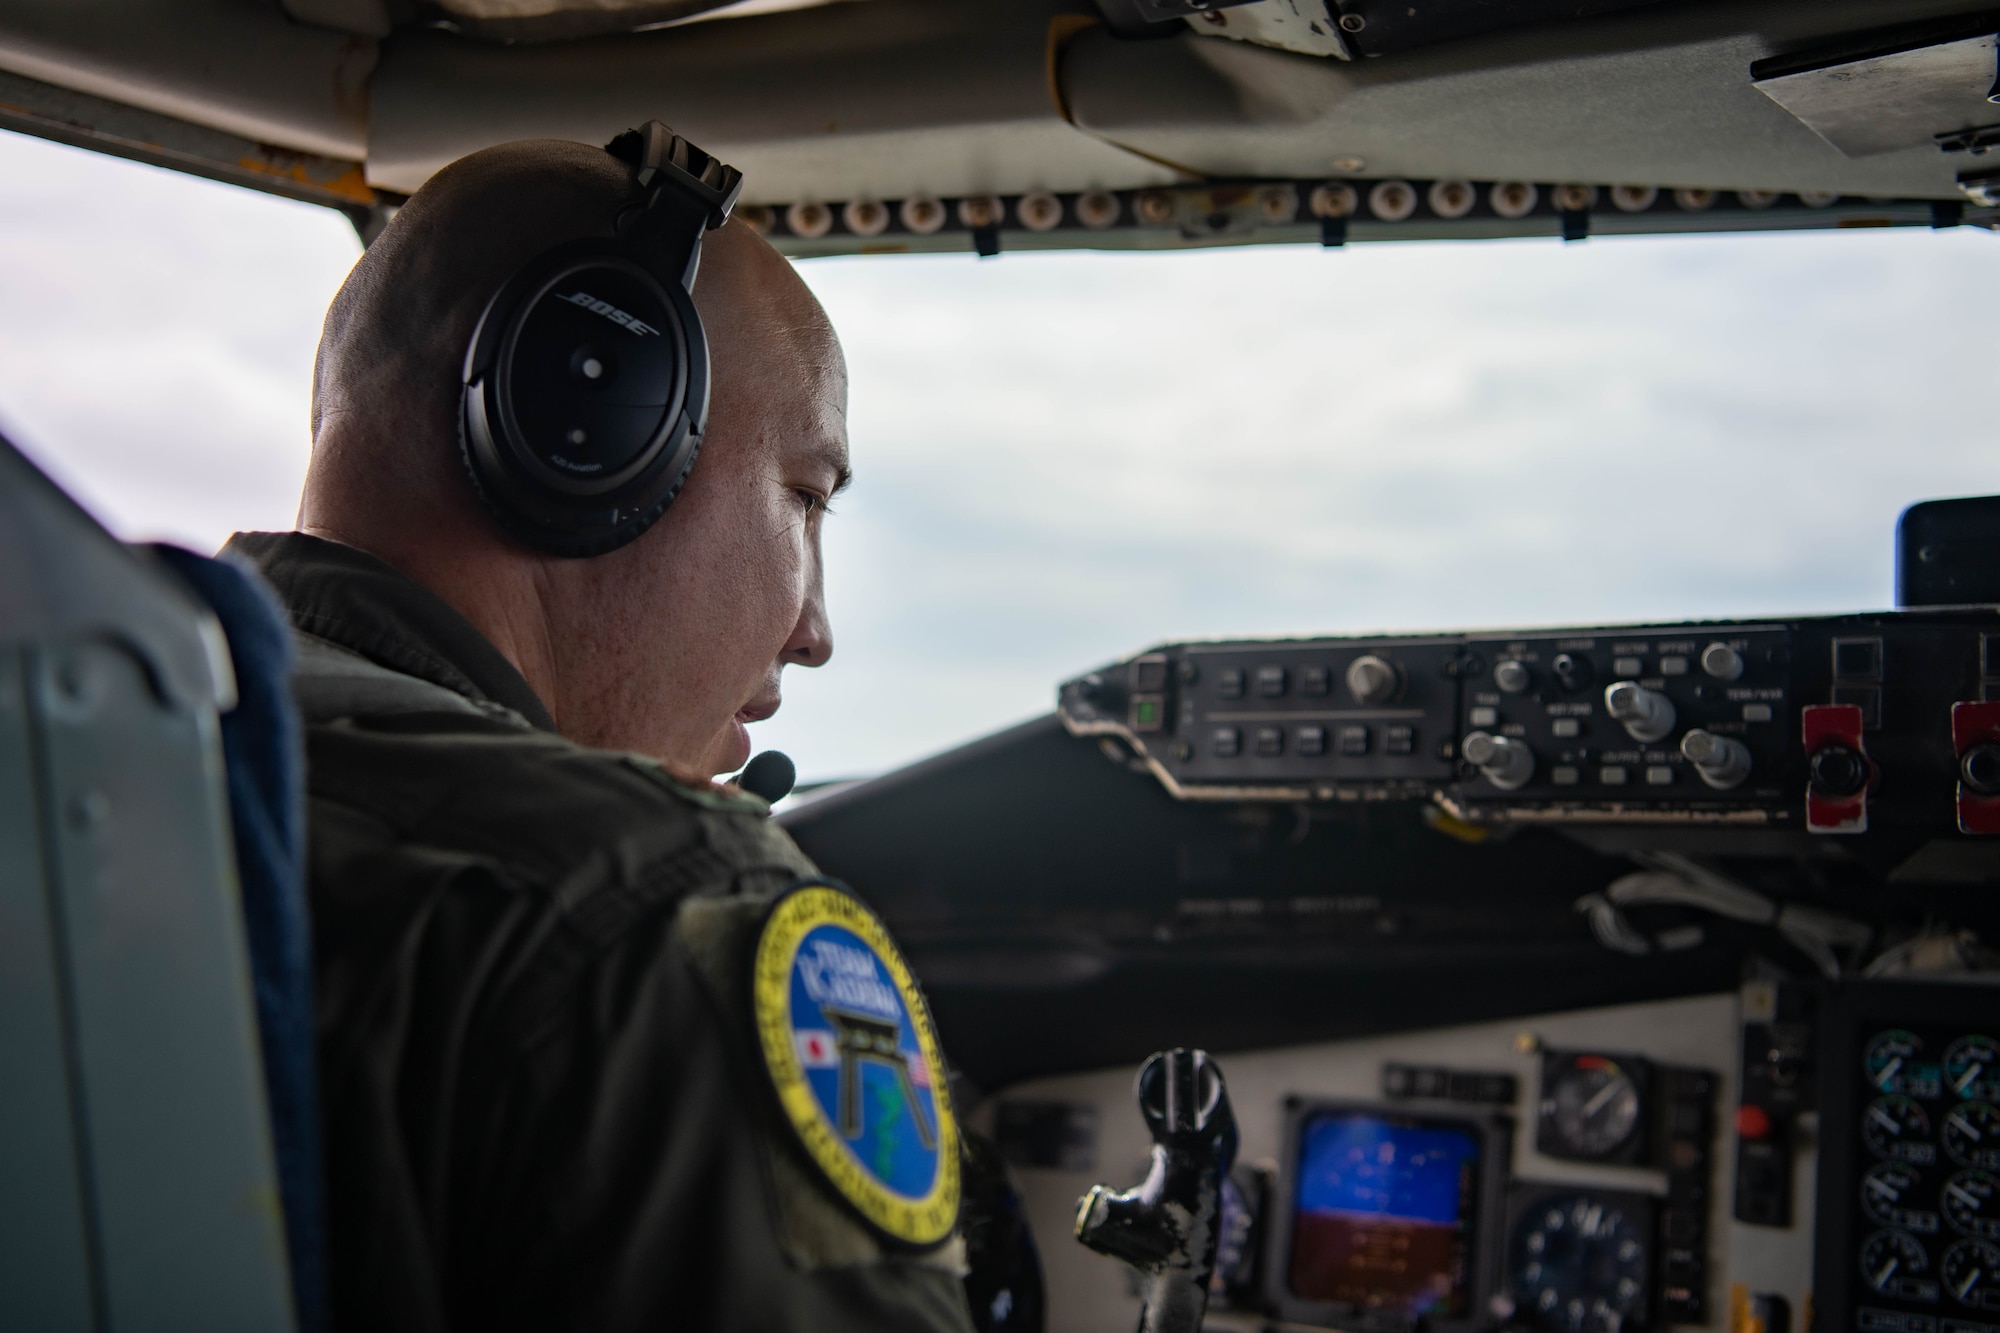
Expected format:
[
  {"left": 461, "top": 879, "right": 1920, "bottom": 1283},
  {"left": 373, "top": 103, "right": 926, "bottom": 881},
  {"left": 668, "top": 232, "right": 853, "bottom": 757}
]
[{"left": 737, "top": 750, "right": 796, "bottom": 804}]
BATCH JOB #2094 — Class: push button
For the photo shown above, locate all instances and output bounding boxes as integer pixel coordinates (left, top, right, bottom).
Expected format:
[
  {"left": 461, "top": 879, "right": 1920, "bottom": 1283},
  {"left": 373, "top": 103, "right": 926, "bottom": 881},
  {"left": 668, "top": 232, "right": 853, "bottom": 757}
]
[
  {"left": 1255, "top": 665, "right": 1287, "bottom": 698},
  {"left": 1212, "top": 727, "right": 1241, "bottom": 757},
  {"left": 1468, "top": 706, "right": 1498, "bottom": 728},
  {"left": 1338, "top": 725, "right": 1371, "bottom": 756},
  {"left": 1217, "top": 668, "right": 1246, "bottom": 700},
  {"left": 1297, "top": 725, "right": 1327, "bottom": 756},
  {"left": 1385, "top": 725, "right": 1415, "bottom": 755},
  {"left": 1254, "top": 726, "right": 1284, "bottom": 757},
  {"left": 1300, "top": 666, "right": 1331, "bottom": 697},
  {"left": 1551, "top": 718, "right": 1581, "bottom": 739}
]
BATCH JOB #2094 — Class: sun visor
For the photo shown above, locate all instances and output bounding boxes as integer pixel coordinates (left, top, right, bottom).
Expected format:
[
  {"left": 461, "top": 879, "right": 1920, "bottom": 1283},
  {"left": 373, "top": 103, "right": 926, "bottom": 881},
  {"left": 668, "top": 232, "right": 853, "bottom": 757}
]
[{"left": 1753, "top": 16, "right": 2000, "bottom": 158}]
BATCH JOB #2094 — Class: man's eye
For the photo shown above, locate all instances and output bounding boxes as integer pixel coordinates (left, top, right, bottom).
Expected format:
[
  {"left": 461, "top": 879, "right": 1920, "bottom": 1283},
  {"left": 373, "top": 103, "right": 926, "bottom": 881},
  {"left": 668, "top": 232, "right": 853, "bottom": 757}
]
[{"left": 795, "top": 488, "right": 827, "bottom": 516}]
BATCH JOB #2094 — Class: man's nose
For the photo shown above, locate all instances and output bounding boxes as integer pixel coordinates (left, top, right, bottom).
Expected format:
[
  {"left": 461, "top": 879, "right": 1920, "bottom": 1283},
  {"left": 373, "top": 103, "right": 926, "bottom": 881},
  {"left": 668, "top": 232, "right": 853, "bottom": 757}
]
[{"left": 785, "top": 587, "right": 832, "bottom": 668}]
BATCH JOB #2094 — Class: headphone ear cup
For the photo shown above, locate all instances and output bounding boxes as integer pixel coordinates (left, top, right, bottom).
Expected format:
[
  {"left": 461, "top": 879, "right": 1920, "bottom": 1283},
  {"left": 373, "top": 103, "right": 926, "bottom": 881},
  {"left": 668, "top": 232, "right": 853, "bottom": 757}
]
[{"left": 461, "top": 243, "right": 710, "bottom": 557}]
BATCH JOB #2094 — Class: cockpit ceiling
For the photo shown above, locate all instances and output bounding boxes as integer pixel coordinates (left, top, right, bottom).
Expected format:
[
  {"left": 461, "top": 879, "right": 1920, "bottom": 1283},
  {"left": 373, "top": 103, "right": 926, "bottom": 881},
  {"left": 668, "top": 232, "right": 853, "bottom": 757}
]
[{"left": 0, "top": 0, "right": 1995, "bottom": 253}]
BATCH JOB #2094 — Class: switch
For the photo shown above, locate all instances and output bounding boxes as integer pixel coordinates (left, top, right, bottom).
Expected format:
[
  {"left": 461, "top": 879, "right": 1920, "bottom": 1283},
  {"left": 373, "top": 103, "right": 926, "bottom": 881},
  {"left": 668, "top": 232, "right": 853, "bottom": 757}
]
[
  {"left": 1217, "top": 668, "right": 1245, "bottom": 700},
  {"left": 1660, "top": 655, "right": 1690, "bottom": 676},
  {"left": 1462, "top": 731, "right": 1534, "bottom": 789},
  {"left": 1346, "top": 654, "right": 1402, "bottom": 705},
  {"left": 1701, "top": 642, "right": 1744, "bottom": 681},
  {"left": 1131, "top": 655, "right": 1169, "bottom": 692},
  {"left": 1212, "top": 727, "right": 1241, "bottom": 758},
  {"left": 1682, "top": 729, "right": 1752, "bottom": 789},
  {"left": 1613, "top": 655, "right": 1644, "bottom": 677},
  {"left": 1646, "top": 765, "right": 1675, "bottom": 785},
  {"left": 1735, "top": 1104, "right": 1772, "bottom": 1141},
  {"left": 1385, "top": 725, "right": 1415, "bottom": 755},
  {"left": 1742, "top": 703, "right": 1773, "bottom": 723},
  {"left": 1297, "top": 725, "right": 1327, "bottom": 757},
  {"left": 1552, "top": 766, "right": 1580, "bottom": 785},
  {"left": 1493, "top": 660, "right": 1531, "bottom": 693},
  {"left": 1468, "top": 706, "right": 1498, "bottom": 728},
  {"left": 1301, "top": 666, "right": 1330, "bottom": 697},
  {"left": 1951, "top": 702, "right": 2000, "bottom": 834},
  {"left": 1552, "top": 653, "right": 1593, "bottom": 692},
  {"left": 1338, "top": 725, "right": 1370, "bottom": 756},
  {"left": 1254, "top": 726, "right": 1284, "bottom": 757},
  {"left": 1803, "top": 703, "right": 1869, "bottom": 834},
  {"left": 1551, "top": 718, "right": 1581, "bottom": 739},
  {"left": 1600, "top": 765, "right": 1629, "bottom": 785},
  {"left": 1606, "top": 681, "right": 1676, "bottom": 742},
  {"left": 1255, "top": 665, "right": 1287, "bottom": 698}
]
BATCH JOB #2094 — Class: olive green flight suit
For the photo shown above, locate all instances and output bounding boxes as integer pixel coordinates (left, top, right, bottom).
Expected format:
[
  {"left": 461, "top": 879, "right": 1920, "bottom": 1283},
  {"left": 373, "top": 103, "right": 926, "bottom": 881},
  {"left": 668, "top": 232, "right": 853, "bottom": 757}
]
[{"left": 226, "top": 531, "right": 974, "bottom": 1333}]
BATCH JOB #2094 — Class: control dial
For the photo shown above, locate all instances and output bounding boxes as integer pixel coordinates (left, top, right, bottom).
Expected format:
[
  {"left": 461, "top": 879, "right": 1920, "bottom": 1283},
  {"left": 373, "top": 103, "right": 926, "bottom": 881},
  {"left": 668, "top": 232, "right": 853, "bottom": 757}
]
[
  {"left": 1701, "top": 642, "right": 1745, "bottom": 681},
  {"left": 1681, "top": 729, "right": 1752, "bottom": 789},
  {"left": 1494, "top": 659, "right": 1532, "bottom": 694},
  {"left": 1604, "top": 681, "right": 1676, "bottom": 743},
  {"left": 1346, "top": 654, "right": 1403, "bottom": 705},
  {"left": 1464, "top": 731, "right": 1535, "bottom": 790}
]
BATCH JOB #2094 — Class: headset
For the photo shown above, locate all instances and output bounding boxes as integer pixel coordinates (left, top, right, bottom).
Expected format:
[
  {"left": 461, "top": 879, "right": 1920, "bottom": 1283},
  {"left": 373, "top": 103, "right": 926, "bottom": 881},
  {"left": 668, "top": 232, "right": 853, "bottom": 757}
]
[{"left": 460, "top": 122, "right": 745, "bottom": 557}]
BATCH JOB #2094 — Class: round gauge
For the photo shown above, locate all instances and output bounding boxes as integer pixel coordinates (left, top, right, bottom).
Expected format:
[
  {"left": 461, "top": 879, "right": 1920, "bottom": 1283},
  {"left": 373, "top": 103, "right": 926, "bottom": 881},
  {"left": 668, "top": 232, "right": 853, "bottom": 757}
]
[
  {"left": 1866, "top": 1096, "right": 1937, "bottom": 1163},
  {"left": 1861, "top": 1229, "right": 1931, "bottom": 1298},
  {"left": 1947, "top": 1104, "right": 2000, "bottom": 1170},
  {"left": 1867, "top": 1030, "right": 1926, "bottom": 1095},
  {"left": 1546, "top": 1057, "right": 1644, "bottom": 1160},
  {"left": 1945, "top": 1170, "right": 2000, "bottom": 1239},
  {"left": 1864, "top": 1162, "right": 1935, "bottom": 1231},
  {"left": 1949, "top": 1037, "right": 2000, "bottom": 1102},
  {"left": 1512, "top": 1194, "right": 1649, "bottom": 1333},
  {"left": 1945, "top": 1239, "right": 2000, "bottom": 1311}
]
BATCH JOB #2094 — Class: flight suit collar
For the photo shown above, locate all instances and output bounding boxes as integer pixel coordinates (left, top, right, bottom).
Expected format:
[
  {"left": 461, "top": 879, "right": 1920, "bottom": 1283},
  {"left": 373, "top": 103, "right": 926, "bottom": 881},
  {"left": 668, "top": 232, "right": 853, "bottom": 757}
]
[{"left": 224, "top": 530, "right": 558, "bottom": 733}]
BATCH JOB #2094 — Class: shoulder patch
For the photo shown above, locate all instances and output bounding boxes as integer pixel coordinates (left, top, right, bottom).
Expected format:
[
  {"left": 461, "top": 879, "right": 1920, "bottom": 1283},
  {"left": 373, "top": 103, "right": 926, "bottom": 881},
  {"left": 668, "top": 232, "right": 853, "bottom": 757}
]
[{"left": 753, "top": 881, "right": 960, "bottom": 1248}]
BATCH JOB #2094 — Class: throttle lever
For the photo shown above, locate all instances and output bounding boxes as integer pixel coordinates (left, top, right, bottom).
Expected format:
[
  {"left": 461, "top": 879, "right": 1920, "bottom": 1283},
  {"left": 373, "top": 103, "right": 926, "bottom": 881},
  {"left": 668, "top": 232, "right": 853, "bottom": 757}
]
[{"left": 1073, "top": 1048, "right": 1238, "bottom": 1333}]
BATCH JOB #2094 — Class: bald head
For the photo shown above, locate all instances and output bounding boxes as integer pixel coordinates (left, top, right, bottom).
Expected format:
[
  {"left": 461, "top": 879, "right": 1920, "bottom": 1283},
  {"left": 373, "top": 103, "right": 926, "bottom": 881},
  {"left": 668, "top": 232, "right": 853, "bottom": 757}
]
[{"left": 301, "top": 137, "right": 850, "bottom": 776}]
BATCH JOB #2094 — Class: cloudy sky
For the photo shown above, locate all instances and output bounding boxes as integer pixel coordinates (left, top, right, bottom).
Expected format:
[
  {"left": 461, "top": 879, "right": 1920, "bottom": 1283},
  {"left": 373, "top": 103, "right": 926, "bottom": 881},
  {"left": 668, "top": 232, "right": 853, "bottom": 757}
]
[{"left": 3, "top": 127, "right": 1995, "bottom": 782}]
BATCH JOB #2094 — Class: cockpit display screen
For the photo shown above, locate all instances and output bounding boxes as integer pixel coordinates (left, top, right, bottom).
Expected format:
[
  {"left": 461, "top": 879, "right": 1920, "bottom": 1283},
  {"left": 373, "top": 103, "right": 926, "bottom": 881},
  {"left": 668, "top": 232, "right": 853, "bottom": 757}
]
[{"left": 1287, "top": 1109, "right": 1482, "bottom": 1320}]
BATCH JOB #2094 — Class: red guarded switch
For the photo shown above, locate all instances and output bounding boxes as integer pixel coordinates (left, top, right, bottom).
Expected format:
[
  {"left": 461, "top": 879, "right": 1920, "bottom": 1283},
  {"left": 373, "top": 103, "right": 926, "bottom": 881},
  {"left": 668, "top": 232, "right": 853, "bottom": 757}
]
[
  {"left": 1803, "top": 704, "right": 1870, "bottom": 835},
  {"left": 1951, "top": 701, "right": 2000, "bottom": 834}
]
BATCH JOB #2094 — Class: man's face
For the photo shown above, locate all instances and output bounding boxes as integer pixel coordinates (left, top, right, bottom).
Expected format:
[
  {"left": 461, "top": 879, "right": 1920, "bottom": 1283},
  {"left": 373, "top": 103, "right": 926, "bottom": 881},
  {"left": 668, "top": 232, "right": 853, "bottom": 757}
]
[{"left": 548, "top": 223, "right": 848, "bottom": 776}]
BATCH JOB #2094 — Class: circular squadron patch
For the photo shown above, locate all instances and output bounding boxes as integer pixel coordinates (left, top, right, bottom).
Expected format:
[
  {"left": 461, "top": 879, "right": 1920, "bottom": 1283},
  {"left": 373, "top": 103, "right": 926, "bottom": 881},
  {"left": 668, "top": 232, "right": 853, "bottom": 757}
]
[{"left": 753, "top": 882, "right": 960, "bottom": 1247}]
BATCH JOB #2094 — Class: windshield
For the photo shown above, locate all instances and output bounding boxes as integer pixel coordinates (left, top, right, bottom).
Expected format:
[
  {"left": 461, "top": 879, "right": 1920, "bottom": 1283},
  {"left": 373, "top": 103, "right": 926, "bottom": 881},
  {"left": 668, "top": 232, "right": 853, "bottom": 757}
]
[{"left": 3, "top": 126, "right": 1993, "bottom": 782}]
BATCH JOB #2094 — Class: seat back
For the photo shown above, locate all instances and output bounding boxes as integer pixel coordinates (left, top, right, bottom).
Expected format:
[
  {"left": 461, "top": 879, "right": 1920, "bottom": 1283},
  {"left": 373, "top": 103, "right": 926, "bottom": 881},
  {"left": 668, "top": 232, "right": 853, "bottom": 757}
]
[{"left": 0, "top": 431, "right": 297, "bottom": 1331}]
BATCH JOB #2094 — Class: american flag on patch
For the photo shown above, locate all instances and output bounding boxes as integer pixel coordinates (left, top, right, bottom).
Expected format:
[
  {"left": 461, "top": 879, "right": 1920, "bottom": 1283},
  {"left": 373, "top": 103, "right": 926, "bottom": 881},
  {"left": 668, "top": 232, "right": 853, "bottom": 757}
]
[
  {"left": 908, "top": 1050, "right": 930, "bottom": 1088},
  {"left": 795, "top": 1030, "right": 838, "bottom": 1069}
]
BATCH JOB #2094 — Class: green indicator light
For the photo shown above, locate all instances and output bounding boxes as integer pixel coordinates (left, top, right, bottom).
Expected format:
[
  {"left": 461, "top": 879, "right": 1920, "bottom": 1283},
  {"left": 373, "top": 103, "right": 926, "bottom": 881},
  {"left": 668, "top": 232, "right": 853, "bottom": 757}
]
[{"left": 1135, "top": 700, "right": 1159, "bottom": 726}]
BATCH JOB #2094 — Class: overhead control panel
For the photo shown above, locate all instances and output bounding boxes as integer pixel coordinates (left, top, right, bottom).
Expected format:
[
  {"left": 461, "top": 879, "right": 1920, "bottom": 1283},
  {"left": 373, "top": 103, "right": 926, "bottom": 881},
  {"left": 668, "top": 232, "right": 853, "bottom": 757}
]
[{"left": 1058, "top": 609, "right": 2000, "bottom": 830}]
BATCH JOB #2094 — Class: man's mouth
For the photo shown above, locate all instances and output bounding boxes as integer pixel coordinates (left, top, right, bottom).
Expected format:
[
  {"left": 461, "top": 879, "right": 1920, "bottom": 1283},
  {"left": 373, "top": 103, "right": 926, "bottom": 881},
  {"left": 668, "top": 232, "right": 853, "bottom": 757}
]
[{"left": 736, "top": 696, "right": 780, "bottom": 725}]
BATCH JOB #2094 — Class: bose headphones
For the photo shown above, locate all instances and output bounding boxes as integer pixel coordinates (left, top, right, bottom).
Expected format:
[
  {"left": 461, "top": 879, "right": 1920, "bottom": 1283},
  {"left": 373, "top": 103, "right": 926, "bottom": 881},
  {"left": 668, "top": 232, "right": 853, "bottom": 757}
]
[{"left": 461, "top": 122, "right": 745, "bottom": 557}]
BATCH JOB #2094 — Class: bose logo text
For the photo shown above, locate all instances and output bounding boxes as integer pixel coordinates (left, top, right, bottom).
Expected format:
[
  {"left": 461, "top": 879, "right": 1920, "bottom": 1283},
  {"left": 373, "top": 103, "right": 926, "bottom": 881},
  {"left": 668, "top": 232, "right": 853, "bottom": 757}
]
[{"left": 559, "top": 290, "right": 660, "bottom": 337}]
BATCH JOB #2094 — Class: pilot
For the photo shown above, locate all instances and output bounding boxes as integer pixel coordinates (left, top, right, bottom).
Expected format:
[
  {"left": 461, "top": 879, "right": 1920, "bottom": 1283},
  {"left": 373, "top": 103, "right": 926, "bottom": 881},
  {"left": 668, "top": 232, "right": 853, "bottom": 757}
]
[{"left": 224, "top": 133, "right": 976, "bottom": 1332}]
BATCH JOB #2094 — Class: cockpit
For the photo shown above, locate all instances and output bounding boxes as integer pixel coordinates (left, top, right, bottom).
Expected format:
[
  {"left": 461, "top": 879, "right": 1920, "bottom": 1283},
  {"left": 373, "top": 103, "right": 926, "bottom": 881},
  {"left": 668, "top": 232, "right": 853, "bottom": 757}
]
[{"left": 2, "top": 1, "right": 1999, "bottom": 1330}]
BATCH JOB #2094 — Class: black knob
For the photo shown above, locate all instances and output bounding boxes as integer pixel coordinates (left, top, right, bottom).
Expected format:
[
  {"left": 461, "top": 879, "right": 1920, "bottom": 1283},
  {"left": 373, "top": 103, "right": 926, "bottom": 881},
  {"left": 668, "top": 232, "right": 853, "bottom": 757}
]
[
  {"left": 1809, "top": 745, "right": 1869, "bottom": 798},
  {"left": 1551, "top": 653, "right": 1593, "bottom": 692},
  {"left": 1963, "top": 743, "right": 2000, "bottom": 795}
]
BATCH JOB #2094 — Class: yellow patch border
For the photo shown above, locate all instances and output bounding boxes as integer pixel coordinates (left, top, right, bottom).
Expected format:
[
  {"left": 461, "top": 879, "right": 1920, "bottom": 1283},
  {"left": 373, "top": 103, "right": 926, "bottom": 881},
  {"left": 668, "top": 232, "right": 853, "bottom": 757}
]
[{"left": 753, "top": 883, "right": 960, "bottom": 1247}]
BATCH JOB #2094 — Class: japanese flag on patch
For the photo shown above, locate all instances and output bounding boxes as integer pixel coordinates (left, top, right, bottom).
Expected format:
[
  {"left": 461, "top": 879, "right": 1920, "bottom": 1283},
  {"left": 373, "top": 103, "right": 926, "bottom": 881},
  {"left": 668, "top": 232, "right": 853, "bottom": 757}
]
[
  {"left": 796, "top": 1029, "right": 839, "bottom": 1069},
  {"left": 908, "top": 1050, "right": 930, "bottom": 1088}
]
